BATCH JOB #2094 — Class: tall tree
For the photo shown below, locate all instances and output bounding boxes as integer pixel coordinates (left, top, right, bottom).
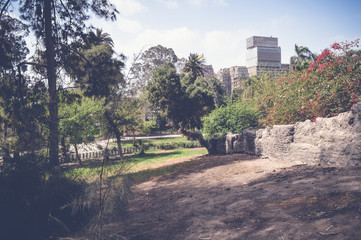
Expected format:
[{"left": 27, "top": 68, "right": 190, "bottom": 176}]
[
  {"left": 290, "top": 44, "right": 317, "bottom": 71},
  {"left": 2, "top": 0, "right": 118, "bottom": 170},
  {"left": 64, "top": 28, "right": 126, "bottom": 157},
  {"left": 127, "top": 45, "right": 180, "bottom": 96},
  {"left": 147, "top": 62, "right": 217, "bottom": 153},
  {"left": 64, "top": 28, "right": 124, "bottom": 98},
  {"left": 183, "top": 53, "right": 205, "bottom": 81}
]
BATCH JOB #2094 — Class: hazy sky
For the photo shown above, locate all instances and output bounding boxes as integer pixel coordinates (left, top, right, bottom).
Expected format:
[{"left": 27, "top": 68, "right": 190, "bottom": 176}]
[{"left": 22, "top": 0, "right": 361, "bottom": 72}]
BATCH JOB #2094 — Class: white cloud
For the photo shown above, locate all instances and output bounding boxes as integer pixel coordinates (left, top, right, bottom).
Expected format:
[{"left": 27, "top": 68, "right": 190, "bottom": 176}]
[
  {"left": 110, "top": 0, "right": 146, "bottom": 17},
  {"left": 116, "top": 26, "right": 255, "bottom": 72},
  {"left": 156, "top": 0, "right": 179, "bottom": 8},
  {"left": 186, "top": 0, "right": 228, "bottom": 7},
  {"left": 115, "top": 16, "right": 143, "bottom": 33},
  {"left": 130, "top": 27, "right": 202, "bottom": 57},
  {"left": 213, "top": 0, "right": 228, "bottom": 6},
  {"left": 201, "top": 29, "right": 255, "bottom": 70},
  {"left": 187, "top": 0, "right": 207, "bottom": 7}
]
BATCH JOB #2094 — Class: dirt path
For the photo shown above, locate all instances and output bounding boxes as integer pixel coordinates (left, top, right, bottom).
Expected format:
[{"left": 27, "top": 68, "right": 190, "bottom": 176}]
[{"left": 101, "top": 154, "right": 361, "bottom": 240}]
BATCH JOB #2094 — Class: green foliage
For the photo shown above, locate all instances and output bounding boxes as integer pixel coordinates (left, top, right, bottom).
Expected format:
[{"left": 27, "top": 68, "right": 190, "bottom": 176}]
[
  {"left": 183, "top": 53, "right": 205, "bottom": 80},
  {"left": 0, "top": 154, "right": 91, "bottom": 239},
  {"left": 59, "top": 94, "right": 104, "bottom": 146},
  {"left": 202, "top": 103, "right": 259, "bottom": 138},
  {"left": 127, "top": 44, "right": 180, "bottom": 96},
  {"left": 64, "top": 29, "right": 125, "bottom": 97},
  {"left": 147, "top": 62, "right": 186, "bottom": 127},
  {"left": 143, "top": 120, "right": 158, "bottom": 135},
  {"left": 290, "top": 44, "right": 317, "bottom": 71},
  {"left": 0, "top": 76, "right": 48, "bottom": 156},
  {"left": 147, "top": 62, "right": 216, "bottom": 129},
  {"left": 0, "top": 15, "right": 29, "bottom": 70}
]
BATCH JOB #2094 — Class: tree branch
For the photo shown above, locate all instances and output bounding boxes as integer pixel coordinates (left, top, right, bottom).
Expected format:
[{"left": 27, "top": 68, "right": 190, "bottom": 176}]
[
  {"left": 0, "top": 0, "right": 11, "bottom": 20},
  {"left": 178, "top": 127, "right": 209, "bottom": 150}
]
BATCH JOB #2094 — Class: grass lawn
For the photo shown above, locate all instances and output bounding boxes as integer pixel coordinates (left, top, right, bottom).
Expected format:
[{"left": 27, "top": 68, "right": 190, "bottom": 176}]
[
  {"left": 113, "top": 136, "right": 192, "bottom": 149},
  {"left": 64, "top": 147, "right": 207, "bottom": 181}
]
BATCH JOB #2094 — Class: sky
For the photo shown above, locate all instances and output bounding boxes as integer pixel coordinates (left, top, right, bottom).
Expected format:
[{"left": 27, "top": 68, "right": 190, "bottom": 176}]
[{"left": 20, "top": 0, "right": 361, "bottom": 73}]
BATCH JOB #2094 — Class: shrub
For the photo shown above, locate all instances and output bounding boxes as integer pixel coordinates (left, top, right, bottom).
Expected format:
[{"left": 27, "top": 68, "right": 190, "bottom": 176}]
[
  {"left": 240, "top": 40, "right": 361, "bottom": 127},
  {"left": 0, "top": 154, "right": 90, "bottom": 239},
  {"left": 142, "top": 120, "right": 158, "bottom": 135},
  {"left": 202, "top": 103, "right": 259, "bottom": 138}
]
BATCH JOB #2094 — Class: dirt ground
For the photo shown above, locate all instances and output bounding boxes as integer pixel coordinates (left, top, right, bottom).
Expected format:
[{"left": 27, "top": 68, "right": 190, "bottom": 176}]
[{"left": 99, "top": 154, "right": 361, "bottom": 240}]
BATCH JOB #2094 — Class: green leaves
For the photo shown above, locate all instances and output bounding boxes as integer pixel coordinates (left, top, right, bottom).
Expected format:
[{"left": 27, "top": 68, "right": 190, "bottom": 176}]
[
  {"left": 202, "top": 104, "right": 259, "bottom": 138},
  {"left": 59, "top": 95, "right": 104, "bottom": 145},
  {"left": 64, "top": 31, "right": 125, "bottom": 98},
  {"left": 147, "top": 62, "right": 217, "bottom": 130}
]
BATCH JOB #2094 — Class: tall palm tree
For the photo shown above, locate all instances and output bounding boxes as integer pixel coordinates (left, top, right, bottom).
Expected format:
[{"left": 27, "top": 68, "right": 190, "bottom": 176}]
[
  {"left": 183, "top": 53, "right": 205, "bottom": 80},
  {"left": 290, "top": 44, "right": 316, "bottom": 71},
  {"left": 83, "top": 28, "right": 114, "bottom": 48}
]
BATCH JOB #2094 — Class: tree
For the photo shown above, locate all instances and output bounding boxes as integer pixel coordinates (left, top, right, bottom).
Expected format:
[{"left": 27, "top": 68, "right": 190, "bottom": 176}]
[
  {"left": 0, "top": 15, "right": 29, "bottom": 70},
  {"left": 64, "top": 29, "right": 125, "bottom": 98},
  {"left": 147, "top": 62, "right": 217, "bottom": 153},
  {"left": 290, "top": 44, "right": 317, "bottom": 71},
  {"left": 102, "top": 97, "right": 141, "bottom": 157},
  {"left": 64, "top": 28, "right": 126, "bottom": 158},
  {"left": 183, "top": 53, "right": 205, "bottom": 81},
  {"left": 59, "top": 93, "right": 104, "bottom": 164},
  {"left": 82, "top": 28, "right": 114, "bottom": 49},
  {"left": 3, "top": 0, "right": 118, "bottom": 170},
  {"left": 127, "top": 45, "right": 181, "bottom": 96},
  {"left": 0, "top": 13, "right": 48, "bottom": 160}
]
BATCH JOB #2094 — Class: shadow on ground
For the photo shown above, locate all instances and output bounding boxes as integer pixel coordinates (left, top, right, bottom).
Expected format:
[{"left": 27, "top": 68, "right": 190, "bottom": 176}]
[{"left": 98, "top": 154, "right": 361, "bottom": 240}]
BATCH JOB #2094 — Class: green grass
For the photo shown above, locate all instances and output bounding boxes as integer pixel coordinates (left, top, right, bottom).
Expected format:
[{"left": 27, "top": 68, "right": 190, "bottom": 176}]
[
  {"left": 63, "top": 147, "right": 207, "bottom": 181},
  {"left": 112, "top": 137, "right": 192, "bottom": 149}
]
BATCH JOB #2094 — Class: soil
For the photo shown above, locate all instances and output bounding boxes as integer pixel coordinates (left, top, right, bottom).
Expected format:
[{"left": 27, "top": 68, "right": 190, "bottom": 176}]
[{"left": 85, "top": 154, "right": 361, "bottom": 240}]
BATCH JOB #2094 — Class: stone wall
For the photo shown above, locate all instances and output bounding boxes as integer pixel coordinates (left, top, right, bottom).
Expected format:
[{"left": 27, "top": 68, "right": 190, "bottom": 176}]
[{"left": 213, "top": 103, "right": 361, "bottom": 166}]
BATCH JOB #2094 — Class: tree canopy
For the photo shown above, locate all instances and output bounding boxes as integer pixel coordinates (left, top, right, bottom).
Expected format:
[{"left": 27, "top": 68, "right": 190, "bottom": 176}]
[
  {"left": 127, "top": 45, "right": 183, "bottom": 96},
  {"left": 146, "top": 61, "right": 222, "bottom": 152}
]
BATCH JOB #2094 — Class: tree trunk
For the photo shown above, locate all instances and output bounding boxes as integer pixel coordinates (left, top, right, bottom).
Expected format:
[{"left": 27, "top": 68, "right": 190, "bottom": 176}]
[
  {"left": 44, "top": 0, "right": 59, "bottom": 169},
  {"left": 74, "top": 143, "right": 82, "bottom": 165},
  {"left": 178, "top": 127, "right": 211, "bottom": 153},
  {"left": 115, "top": 132, "right": 123, "bottom": 158},
  {"left": 60, "top": 136, "right": 69, "bottom": 163}
]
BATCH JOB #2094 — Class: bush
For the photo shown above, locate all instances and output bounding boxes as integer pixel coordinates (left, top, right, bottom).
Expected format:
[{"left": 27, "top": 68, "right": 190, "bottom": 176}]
[
  {"left": 240, "top": 40, "right": 361, "bottom": 127},
  {"left": 142, "top": 120, "right": 158, "bottom": 135},
  {"left": 153, "top": 141, "right": 202, "bottom": 150},
  {"left": 201, "top": 103, "right": 259, "bottom": 138}
]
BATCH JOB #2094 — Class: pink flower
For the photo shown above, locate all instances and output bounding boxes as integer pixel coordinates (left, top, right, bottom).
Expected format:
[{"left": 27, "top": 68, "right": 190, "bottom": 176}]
[
  {"left": 352, "top": 98, "right": 359, "bottom": 103},
  {"left": 310, "top": 62, "right": 315, "bottom": 69},
  {"left": 318, "top": 64, "right": 325, "bottom": 71},
  {"left": 313, "top": 117, "right": 317, "bottom": 122},
  {"left": 316, "top": 50, "right": 332, "bottom": 63},
  {"left": 331, "top": 43, "right": 341, "bottom": 50}
]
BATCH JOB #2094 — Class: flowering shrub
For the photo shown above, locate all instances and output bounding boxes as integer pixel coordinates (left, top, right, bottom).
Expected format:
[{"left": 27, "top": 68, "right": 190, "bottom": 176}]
[{"left": 241, "top": 40, "right": 361, "bottom": 127}]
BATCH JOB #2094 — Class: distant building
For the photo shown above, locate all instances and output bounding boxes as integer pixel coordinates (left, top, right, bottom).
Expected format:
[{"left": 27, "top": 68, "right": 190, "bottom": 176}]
[
  {"left": 217, "top": 36, "right": 290, "bottom": 96},
  {"left": 202, "top": 64, "right": 215, "bottom": 79}
]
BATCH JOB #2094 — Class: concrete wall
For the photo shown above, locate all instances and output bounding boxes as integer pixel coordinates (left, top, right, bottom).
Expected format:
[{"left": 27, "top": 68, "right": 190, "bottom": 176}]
[{"left": 213, "top": 103, "right": 361, "bottom": 166}]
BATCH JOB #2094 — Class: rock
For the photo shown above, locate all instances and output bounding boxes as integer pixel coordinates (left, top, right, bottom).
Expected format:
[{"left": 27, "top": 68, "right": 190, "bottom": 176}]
[{"left": 214, "top": 103, "right": 361, "bottom": 166}]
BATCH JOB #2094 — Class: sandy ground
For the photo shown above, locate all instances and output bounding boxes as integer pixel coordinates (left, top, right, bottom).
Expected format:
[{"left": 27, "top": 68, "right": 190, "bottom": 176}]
[{"left": 90, "top": 153, "right": 361, "bottom": 240}]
